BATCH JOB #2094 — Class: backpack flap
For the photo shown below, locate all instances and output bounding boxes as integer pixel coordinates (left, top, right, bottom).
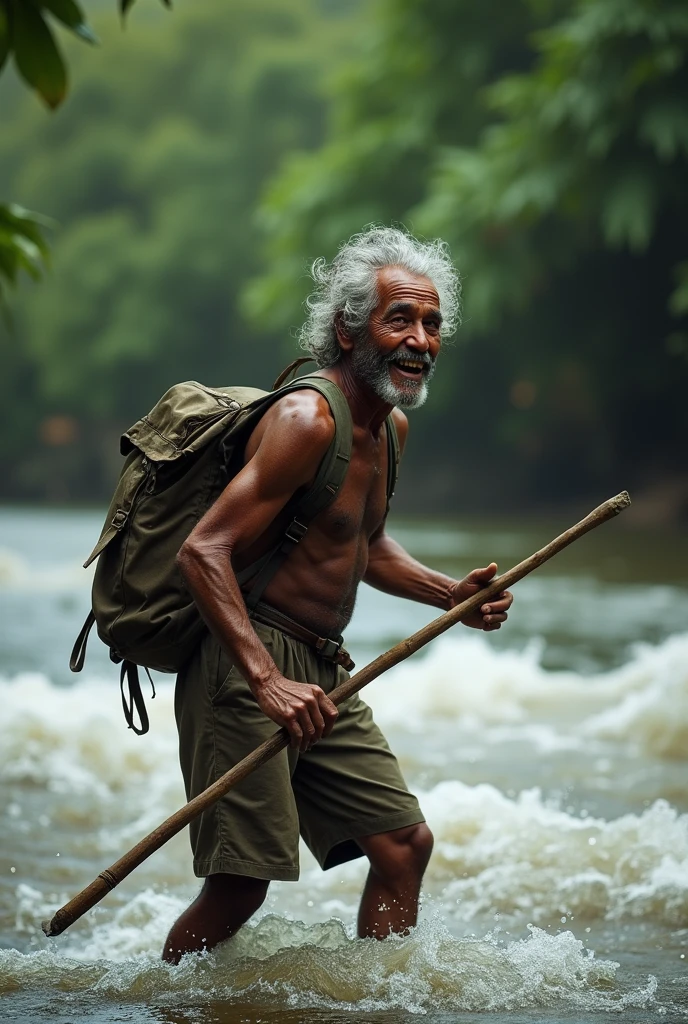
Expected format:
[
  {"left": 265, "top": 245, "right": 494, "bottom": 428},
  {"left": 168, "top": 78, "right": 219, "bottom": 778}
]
[
  {"left": 120, "top": 382, "right": 266, "bottom": 463},
  {"left": 83, "top": 384, "right": 269, "bottom": 569}
]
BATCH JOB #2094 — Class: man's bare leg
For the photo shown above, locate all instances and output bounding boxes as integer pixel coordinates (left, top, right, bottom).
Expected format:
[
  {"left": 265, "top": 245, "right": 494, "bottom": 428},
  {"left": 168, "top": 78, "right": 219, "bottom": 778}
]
[
  {"left": 356, "top": 823, "right": 434, "bottom": 938},
  {"left": 162, "top": 873, "right": 269, "bottom": 964}
]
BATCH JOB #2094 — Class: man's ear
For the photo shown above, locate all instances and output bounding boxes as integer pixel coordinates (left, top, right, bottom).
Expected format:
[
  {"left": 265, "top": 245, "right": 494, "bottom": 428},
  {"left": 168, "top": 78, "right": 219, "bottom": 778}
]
[{"left": 334, "top": 312, "right": 354, "bottom": 353}]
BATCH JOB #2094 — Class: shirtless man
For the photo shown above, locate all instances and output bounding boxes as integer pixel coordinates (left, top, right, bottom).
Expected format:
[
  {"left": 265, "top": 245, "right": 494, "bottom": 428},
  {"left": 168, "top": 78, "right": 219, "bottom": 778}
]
[{"left": 163, "top": 227, "right": 513, "bottom": 963}]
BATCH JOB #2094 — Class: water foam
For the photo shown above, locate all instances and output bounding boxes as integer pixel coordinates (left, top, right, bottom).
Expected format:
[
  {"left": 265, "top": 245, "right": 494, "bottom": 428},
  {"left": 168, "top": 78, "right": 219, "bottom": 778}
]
[
  {"left": 365, "top": 631, "right": 688, "bottom": 759},
  {"left": 0, "top": 673, "right": 184, "bottom": 858},
  {"left": 292, "top": 782, "right": 688, "bottom": 929},
  {"left": 2, "top": 660, "right": 688, "bottom": 930},
  {"left": 3, "top": 633, "right": 687, "bottom": 797},
  {"left": 422, "top": 782, "right": 688, "bottom": 926},
  {"left": 0, "top": 548, "right": 92, "bottom": 591},
  {"left": 0, "top": 911, "right": 658, "bottom": 1013},
  {"left": 0, "top": 673, "right": 177, "bottom": 798},
  {"left": 581, "top": 634, "right": 688, "bottom": 758}
]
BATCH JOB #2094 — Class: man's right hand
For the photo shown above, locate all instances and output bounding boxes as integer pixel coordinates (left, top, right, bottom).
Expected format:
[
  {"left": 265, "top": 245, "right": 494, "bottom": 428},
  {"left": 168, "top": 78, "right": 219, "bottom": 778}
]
[{"left": 253, "top": 675, "right": 339, "bottom": 752}]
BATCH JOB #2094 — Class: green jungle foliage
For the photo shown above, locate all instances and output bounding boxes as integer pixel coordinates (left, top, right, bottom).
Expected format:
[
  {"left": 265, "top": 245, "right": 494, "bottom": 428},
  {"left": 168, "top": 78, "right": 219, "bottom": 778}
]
[
  {"left": 0, "top": 0, "right": 168, "bottom": 300},
  {"left": 0, "top": 0, "right": 355, "bottom": 500},
  {"left": 250, "top": 0, "right": 688, "bottom": 511},
  {"left": 1, "top": 0, "right": 686, "bottom": 514}
]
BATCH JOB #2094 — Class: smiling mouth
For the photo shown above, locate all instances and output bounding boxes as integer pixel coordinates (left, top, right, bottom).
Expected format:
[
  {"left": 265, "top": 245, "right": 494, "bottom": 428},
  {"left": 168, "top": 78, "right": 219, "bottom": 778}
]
[{"left": 389, "top": 358, "right": 427, "bottom": 382}]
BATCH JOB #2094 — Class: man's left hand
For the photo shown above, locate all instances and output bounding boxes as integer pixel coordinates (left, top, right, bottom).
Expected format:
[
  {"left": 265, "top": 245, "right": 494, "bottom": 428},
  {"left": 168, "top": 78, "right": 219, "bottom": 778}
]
[{"left": 448, "top": 563, "right": 513, "bottom": 631}]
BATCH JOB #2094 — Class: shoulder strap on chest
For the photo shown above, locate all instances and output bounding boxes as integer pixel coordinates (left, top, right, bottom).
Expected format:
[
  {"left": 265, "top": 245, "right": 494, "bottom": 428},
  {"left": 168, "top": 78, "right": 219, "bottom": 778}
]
[
  {"left": 241, "top": 375, "right": 353, "bottom": 609},
  {"left": 285, "top": 376, "right": 353, "bottom": 521},
  {"left": 385, "top": 413, "right": 400, "bottom": 514}
]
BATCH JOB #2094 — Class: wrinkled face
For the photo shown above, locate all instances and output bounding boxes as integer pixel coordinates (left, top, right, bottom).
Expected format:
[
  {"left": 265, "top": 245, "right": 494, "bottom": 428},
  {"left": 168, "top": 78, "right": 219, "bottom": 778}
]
[{"left": 351, "top": 266, "right": 442, "bottom": 409}]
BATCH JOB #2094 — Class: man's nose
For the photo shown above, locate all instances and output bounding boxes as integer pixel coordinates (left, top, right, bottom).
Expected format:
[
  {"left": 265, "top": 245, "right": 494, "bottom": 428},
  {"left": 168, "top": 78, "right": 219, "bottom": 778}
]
[{"left": 404, "top": 320, "right": 430, "bottom": 350}]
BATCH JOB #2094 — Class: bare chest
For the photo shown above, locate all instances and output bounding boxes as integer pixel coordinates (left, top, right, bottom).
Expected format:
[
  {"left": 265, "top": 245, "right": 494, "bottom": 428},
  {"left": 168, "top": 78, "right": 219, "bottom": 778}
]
[{"left": 314, "top": 431, "right": 389, "bottom": 544}]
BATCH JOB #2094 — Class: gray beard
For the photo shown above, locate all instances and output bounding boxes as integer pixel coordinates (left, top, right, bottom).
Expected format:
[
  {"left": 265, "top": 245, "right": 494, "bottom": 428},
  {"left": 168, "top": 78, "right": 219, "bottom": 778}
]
[{"left": 351, "top": 340, "right": 436, "bottom": 409}]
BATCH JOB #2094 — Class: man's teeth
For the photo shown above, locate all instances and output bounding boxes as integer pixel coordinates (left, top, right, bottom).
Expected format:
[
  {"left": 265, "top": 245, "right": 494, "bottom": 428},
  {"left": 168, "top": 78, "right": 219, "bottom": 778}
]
[{"left": 395, "top": 359, "right": 424, "bottom": 371}]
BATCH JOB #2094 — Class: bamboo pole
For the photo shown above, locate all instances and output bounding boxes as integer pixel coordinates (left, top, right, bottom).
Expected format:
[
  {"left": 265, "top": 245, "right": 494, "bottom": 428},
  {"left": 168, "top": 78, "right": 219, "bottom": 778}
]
[{"left": 43, "top": 490, "right": 630, "bottom": 938}]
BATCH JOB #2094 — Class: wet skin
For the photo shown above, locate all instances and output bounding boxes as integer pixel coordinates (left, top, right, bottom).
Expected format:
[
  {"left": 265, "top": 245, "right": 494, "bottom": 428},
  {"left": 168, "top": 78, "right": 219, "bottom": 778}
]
[
  {"left": 178, "top": 267, "right": 513, "bottom": 751},
  {"left": 166, "top": 267, "right": 513, "bottom": 962}
]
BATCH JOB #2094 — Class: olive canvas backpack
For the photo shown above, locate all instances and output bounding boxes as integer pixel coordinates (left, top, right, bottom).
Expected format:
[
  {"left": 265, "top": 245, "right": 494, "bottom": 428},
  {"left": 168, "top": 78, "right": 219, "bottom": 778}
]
[{"left": 71, "top": 369, "right": 400, "bottom": 735}]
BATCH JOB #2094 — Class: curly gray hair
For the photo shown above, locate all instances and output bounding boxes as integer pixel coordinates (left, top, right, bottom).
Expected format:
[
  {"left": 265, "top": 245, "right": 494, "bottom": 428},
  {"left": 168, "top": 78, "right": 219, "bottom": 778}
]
[{"left": 299, "top": 225, "right": 461, "bottom": 367}]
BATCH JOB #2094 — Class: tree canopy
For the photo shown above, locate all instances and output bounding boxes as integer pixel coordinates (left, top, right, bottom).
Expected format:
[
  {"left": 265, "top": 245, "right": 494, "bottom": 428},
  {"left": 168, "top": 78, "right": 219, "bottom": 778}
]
[
  {"left": 0, "top": 0, "right": 168, "bottom": 302},
  {"left": 0, "top": 0, "right": 355, "bottom": 499},
  {"left": 1, "top": 0, "right": 686, "bottom": 515},
  {"left": 249, "top": 0, "right": 688, "bottom": 510}
]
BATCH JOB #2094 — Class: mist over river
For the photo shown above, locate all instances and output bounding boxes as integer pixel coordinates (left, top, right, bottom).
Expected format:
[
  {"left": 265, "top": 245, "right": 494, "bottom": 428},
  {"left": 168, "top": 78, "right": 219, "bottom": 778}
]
[{"left": 1, "top": 507, "right": 687, "bottom": 1023}]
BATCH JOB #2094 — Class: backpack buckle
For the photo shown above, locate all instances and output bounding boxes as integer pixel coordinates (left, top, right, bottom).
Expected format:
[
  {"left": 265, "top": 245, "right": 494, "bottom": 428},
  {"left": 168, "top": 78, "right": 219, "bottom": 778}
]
[
  {"left": 111, "top": 508, "right": 128, "bottom": 530},
  {"left": 284, "top": 519, "right": 308, "bottom": 544}
]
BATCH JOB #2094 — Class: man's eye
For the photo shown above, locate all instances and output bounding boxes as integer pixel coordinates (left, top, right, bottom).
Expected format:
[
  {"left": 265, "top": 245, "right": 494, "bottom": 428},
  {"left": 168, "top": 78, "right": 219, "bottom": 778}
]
[
  {"left": 390, "top": 317, "right": 407, "bottom": 327},
  {"left": 424, "top": 321, "right": 440, "bottom": 333}
]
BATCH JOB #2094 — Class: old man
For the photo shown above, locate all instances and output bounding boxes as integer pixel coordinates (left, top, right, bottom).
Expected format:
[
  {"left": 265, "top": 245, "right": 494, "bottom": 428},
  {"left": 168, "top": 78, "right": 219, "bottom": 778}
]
[{"left": 163, "top": 226, "right": 513, "bottom": 962}]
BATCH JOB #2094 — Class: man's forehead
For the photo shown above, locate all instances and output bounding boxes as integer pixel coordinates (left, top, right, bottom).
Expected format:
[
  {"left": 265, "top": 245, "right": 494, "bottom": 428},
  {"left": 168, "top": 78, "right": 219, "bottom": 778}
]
[{"left": 374, "top": 266, "right": 440, "bottom": 309}]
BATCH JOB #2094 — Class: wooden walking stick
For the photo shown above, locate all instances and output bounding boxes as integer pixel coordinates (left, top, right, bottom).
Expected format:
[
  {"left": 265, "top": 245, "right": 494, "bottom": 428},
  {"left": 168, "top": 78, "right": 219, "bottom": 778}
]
[{"left": 43, "top": 490, "right": 630, "bottom": 938}]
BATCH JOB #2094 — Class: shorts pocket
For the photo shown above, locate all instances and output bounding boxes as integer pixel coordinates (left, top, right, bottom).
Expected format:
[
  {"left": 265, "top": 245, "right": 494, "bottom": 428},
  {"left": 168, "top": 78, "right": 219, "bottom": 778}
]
[
  {"left": 209, "top": 623, "right": 275, "bottom": 707},
  {"left": 201, "top": 634, "right": 231, "bottom": 705}
]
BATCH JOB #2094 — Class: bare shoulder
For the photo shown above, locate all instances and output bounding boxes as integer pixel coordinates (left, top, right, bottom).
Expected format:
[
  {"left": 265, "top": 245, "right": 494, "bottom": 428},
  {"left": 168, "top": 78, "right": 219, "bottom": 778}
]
[
  {"left": 267, "top": 389, "right": 335, "bottom": 446},
  {"left": 245, "top": 388, "right": 335, "bottom": 465},
  {"left": 390, "top": 406, "right": 409, "bottom": 453}
]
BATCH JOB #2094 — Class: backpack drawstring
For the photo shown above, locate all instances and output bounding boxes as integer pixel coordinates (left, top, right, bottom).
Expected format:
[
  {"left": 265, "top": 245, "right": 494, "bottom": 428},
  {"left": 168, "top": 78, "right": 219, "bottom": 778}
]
[{"left": 119, "top": 661, "right": 151, "bottom": 735}]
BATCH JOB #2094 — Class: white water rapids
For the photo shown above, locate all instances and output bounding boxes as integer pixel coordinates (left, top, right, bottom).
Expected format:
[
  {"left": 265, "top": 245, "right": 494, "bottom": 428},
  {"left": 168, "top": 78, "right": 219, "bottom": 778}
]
[{"left": 0, "top": 509, "right": 686, "bottom": 1022}]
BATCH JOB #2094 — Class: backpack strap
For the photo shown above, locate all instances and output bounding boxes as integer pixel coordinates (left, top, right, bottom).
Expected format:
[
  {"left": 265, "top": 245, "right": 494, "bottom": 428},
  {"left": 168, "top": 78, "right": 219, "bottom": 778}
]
[
  {"left": 384, "top": 412, "right": 400, "bottom": 515},
  {"left": 242, "top": 376, "right": 353, "bottom": 610},
  {"left": 285, "top": 377, "right": 353, "bottom": 522},
  {"left": 272, "top": 357, "right": 315, "bottom": 390},
  {"left": 70, "top": 610, "right": 96, "bottom": 672}
]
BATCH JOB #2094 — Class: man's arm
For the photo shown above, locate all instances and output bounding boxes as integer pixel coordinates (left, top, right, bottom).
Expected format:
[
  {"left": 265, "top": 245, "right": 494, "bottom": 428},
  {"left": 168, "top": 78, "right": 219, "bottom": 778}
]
[
  {"left": 364, "top": 409, "right": 513, "bottom": 631},
  {"left": 177, "top": 391, "right": 339, "bottom": 750},
  {"left": 364, "top": 534, "right": 510, "bottom": 630}
]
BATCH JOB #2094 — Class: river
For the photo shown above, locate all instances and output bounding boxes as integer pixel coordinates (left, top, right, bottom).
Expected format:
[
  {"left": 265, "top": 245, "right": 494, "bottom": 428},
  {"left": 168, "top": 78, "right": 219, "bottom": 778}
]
[{"left": 1, "top": 506, "right": 686, "bottom": 1023}]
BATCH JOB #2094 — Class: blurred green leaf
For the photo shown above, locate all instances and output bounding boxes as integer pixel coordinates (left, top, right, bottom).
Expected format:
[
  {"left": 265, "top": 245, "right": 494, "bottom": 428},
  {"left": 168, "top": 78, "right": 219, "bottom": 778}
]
[
  {"left": 39, "top": 0, "right": 99, "bottom": 45},
  {"left": 119, "top": 0, "right": 172, "bottom": 20},
  {"left": 669, "top": 261, "right": 688, "bottom": 317},
  {"left": 639, "top": 100, "right": 688, "bottom": 161},
  {"left": 0, "top": 5, "right": 9, "bottom": 74},
  {"left": 0, "top": 202, "right": 52, "bottom": 304},
  {"left": 600, "top": 169, "right": 656, "bottom": 251},
  {"left": 11, "top": 0, "right": 68, "bottom": 109}
]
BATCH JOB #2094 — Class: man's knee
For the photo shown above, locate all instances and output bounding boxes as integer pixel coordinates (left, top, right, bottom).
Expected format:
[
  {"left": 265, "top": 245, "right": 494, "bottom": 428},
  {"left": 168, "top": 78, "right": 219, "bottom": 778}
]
[
  {"left": 362, "top": 822, "right": 434, "bottom": 883},
  {"left": 397, "top": 822, "right": 434, "bottom": 874},
  {"left": 409, "top": 821, "right": 434, "bottom": 867}
]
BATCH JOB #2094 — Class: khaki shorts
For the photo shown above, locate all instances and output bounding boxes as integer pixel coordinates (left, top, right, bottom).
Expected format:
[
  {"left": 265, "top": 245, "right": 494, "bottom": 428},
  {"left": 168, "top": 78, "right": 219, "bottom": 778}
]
[{"left": 174, "top": 620, "right": 424, "bottom": 880}]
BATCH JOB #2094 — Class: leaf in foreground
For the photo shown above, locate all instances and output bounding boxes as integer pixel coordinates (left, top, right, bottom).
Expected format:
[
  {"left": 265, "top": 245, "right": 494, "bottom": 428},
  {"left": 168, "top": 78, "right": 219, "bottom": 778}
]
[{"left": 11, "top": 0, "right": 68, "bottom": 109}]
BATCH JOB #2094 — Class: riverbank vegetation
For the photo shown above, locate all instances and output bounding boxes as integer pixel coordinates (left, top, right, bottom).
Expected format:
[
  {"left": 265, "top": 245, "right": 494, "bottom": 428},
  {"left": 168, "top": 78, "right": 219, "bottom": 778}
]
[{"left": 1, "top": 0, "right": 686, "bottom": 516}]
